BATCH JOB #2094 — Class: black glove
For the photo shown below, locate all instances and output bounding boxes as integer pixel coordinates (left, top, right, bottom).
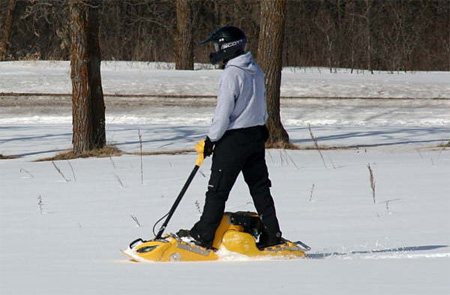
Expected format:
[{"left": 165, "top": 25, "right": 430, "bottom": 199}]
[{"left": 204, "top": 137, "right": 214, "bottom": 158}]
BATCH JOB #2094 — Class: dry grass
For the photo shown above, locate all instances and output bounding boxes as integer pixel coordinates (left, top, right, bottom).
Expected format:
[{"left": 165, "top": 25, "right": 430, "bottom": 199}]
[
  {"left": 297, "top": 145, "right": 351, "bottom": 150},
  {"left": 0, "top": 154, "right": 18, "bottom": 160},
  {"left": 437, "top": 141, "right": 450, "bottom": 148},
  {"left": 129, "top": 148, "right": 194, "bottom": 156},
  {"left": 265, "top": 141, "right": 354, "bottom": 150},
  {"left": 35, "top": 147, "right": 193, "bottom": 162},
  {"left": 265, "top": 141, "right": 299, "bottom": 150},
  {"left": 424, "top": 142, "right": 450, "bottom": 151},
  {"left": 35, "top": 145, "right": 123, "bottom": 162},
  {"left": 29, "top": 142, "right": 358, "bottom": 163},
  {"left": 367, "top": 164, "right": 376, "bottom": 204}
]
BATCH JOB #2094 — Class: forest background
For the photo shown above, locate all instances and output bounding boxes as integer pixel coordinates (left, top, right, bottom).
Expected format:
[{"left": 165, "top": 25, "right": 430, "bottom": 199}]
[{"left": 1, "top": 0, "right": 449, "bottom": 72}]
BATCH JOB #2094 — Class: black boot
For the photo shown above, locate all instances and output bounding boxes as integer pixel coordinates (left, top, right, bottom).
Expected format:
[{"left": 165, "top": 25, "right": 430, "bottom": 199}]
[
  {"left": 176, "top": 229, "right": 211, "bottom": 249},
  {"left": 257, "top": 232, "right": 284, "bottom": 249}
]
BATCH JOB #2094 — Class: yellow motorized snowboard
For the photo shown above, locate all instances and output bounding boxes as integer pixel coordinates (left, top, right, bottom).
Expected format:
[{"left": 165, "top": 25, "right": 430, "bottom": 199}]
[{"left": 122, "top": 212, "right": 309, "bottom": 262}]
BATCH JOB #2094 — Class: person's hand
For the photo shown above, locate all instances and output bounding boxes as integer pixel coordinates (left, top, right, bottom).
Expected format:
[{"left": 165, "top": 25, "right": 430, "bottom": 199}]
[{"left": 204, "top": 137, "right": 214, "bottom": 158}]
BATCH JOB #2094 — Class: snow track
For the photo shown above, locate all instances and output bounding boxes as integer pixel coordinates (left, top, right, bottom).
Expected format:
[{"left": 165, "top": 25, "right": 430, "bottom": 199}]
[{"left": 308, "top": 245, "right": 450, "bottom": 260}]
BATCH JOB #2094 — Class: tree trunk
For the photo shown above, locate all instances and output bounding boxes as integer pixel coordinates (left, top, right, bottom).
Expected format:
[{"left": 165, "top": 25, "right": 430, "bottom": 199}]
[
  {"left": 175, "top": 0, "right": 193, "bottom": 70},
  {"left": 69, "top": 0, "right": 105, "bottom": 154},
  {"left": 257, "top": 0, "right": 289, "bottom": 146},
  {"left": 0, "top": 0, "right": 16, "bottom": 61},
  {"left": 365, "top": 0, "right": 374, "bottom": 74}
]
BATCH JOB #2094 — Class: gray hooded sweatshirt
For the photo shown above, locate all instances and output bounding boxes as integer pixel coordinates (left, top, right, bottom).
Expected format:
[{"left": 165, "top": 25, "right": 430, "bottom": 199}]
[{"left": 207, "top": 52, "right": 267, "bottom": 142}]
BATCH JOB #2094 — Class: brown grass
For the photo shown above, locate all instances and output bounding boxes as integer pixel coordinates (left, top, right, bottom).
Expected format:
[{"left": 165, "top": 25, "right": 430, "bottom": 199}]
[
  {"left": 28, "top": 142, "right": 358, "bottom": 163},
  {"left": 129, "top": 148, "right": 194, "bottom": 156},
  {"left": 438, "top": 141, "right": 450, "bottom": 148},
  {"left": 427, "top": 141, "right": 450, "bottom": 150},
  {"left": 265, "top": 141, "right": 351, "bottom": 150},
  {"left": 35, "top": 145, "right": 123, "bottom": 162},
  {"left": 265, "top": 141, "right": 300, "bottom": 150},
  {"left": 367, "top": 164, "right": 376, "bottom": 204},
  {"left": 0, "top": 153, "right": 18, "bottom": 160},
  {"left": 297, "top": 145, "right": 352, "bottom": 150}
]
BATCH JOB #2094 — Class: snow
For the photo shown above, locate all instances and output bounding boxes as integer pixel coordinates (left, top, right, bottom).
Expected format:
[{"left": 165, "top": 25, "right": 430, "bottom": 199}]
[
  {"left": 0, "top": 61, "right": 449, "bottom": 295},
  {"left": 1, "top": 61, "right": 449, "bottom": 98}
]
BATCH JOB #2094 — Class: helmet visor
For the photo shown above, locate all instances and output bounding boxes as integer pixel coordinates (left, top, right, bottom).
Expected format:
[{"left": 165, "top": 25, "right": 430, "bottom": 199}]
[{"left": 213, "top": 42, "right": 220, "bottom": 52}]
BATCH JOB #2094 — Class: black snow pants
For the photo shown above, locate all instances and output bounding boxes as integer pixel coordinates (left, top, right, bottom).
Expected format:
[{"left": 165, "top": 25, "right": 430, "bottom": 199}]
[{"left": 190, "top": 125, "right": 281, "bottom": 248}]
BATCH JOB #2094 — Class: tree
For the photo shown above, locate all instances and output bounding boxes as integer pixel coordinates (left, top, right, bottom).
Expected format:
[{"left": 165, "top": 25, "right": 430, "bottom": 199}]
[
  {"left": 0, "top": 0, "right": 16, "bottom": 61},
  {"left": 257, "top": 0, "right": 289, "bottom": 146},
  {"left": 69, "top": 0, "right": 105, "bottom": 154},
  {"left": 175, "top": 0, "right": 193, "bottom": 70}
]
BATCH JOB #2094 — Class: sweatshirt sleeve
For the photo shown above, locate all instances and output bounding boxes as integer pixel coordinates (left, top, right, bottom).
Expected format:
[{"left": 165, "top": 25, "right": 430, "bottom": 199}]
[{"left": 207, "top": 69, "right": 240, "bottom": 142}]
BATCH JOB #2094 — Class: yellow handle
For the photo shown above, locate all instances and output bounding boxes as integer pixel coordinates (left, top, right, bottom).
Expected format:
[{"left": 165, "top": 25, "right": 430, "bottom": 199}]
[{"left": 195, "top": 139, "right": 205, "bottom": 167}]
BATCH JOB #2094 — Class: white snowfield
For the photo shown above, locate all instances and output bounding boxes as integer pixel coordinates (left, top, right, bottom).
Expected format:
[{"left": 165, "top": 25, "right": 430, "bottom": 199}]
[
  {"left": 0, "top": 60, "right": 449, "bottom": 99},
  {"left": 0, "top": 61, "right": 449, "bottom": 295}
]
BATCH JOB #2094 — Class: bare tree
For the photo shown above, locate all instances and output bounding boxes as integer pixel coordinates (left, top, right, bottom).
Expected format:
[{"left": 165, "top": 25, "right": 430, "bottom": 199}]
[
  {"left": 175, "top": 0, "right": 193, "bottom": 70},
  {"left": 0, "top": 0, "right": 16, "bottom": 61},
  {"left": 363, "top": 0, "right": 373, "bottom": 74},
  {"left": 257, "top": 0, "right": 289, "bottom": 146},
  {"left": 69, "top": 0, "right": 105, "bottom": 154},
  {"left": 3, "top": 0, "right": 449, "bottom": 71},
  {"left": 315, "top": 9, "right": 337, "bottom": 73}
]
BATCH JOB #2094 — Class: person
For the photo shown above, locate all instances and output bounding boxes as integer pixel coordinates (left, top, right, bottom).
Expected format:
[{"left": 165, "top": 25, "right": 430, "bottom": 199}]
[{"left": 183, "top": 26, "right": 283, "bottom": 250}]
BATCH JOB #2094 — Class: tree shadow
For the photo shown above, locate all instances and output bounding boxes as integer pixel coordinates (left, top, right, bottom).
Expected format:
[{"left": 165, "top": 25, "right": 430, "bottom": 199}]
[
  {"left": 288, "top": 126, "right": 449, "bottom": 148},
  {"left": 0, "top": 130, "right": 72, "bottom": 144},
  {"left": 111, "top": 125, "right": 203, "bottom": 148},
  {"left": 15, "top": 148, "right": 69, "bottom": 158}
]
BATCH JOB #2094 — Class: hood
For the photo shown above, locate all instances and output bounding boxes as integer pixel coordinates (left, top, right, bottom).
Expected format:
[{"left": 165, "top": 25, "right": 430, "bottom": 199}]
[{"left": 225, "top": 52, "right": 257, "bottom": 74}]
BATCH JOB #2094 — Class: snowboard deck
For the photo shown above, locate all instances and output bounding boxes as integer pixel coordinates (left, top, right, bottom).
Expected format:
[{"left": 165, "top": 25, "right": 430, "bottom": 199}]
[{"left": 121, "top": 235, "right": 311, "bottom": 263}]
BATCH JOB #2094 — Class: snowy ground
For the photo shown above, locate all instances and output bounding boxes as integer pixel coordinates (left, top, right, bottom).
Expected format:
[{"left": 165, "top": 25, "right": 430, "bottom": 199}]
[
  {"left": 0, "top": 61, "right": 449, "bottom": 99},
  {"left": 0, "top": 62, "right": 449, "bottom": 295}
]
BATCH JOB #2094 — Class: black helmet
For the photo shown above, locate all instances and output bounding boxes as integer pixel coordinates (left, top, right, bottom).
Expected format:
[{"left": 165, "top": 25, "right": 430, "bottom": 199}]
[{"left": 200, "top": 26, "right": 247, "bottom": 64}]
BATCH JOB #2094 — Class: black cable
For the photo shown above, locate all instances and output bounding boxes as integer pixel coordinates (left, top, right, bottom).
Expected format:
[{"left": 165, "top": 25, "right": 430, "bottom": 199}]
[{"left": 152, "top": 212, "right": 169, "bottom": 237}]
